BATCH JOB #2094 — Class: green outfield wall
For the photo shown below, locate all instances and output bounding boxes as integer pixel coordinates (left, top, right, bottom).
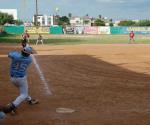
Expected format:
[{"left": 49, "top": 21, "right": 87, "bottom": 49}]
[
  {"left": 110, "top": 27, "right": 128, "bottom": 34},
  {"left": 50, "top": 26, "right": 63, "bottom": 34},
  {"left": 3, "top": 26, "right": 150, "bottom": 35},
  {"left": 4, "top": 26, "right": 24, "bottom": 34}
]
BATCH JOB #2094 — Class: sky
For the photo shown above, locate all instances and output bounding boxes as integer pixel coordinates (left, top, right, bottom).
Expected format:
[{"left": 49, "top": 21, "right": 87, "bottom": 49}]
[{"left": 0, "top": 0, "right": 150, "bottom": 21}]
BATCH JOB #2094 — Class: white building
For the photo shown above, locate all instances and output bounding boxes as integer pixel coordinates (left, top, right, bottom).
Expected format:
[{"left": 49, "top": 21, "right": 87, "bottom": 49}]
[
  {"left": 70, "top": 17, "right": 83, "bottom": 26},
  {"left": 0, "top": 9, "right": 17, "bottom": 20},
  {"left": 70, "top": 16, "right": 92, "bottom": 26},
  {"left": 33, "top": 15, "right": 54, "bottom": 26}
]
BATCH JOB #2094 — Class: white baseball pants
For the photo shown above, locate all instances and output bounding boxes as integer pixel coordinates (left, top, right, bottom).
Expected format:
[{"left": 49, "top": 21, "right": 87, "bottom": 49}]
[{"left": 10, "top": 76, "right": 31, "bottom": 107}]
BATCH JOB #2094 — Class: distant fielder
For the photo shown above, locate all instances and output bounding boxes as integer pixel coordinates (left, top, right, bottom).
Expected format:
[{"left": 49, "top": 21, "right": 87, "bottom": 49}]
[
  {"left": 129, "top": 31, "right": 135, "bottom": 43},
  {"left": 2, "top": 46, "right": 39, "bottom": 114},
  {"left": 36, "top": 34, "right": 44, "bottom": 45}
]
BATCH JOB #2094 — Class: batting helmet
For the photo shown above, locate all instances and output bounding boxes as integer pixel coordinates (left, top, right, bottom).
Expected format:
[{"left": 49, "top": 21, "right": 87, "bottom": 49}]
[{"left": 22, "top": 46, "right": 33, "bottom": 54}]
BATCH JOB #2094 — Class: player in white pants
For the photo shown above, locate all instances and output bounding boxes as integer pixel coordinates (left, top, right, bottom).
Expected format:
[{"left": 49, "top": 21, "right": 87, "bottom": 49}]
[
  {"left": 2, "top": 46, "right": 39, "bottom": 114},
  {"left": 36, "top": 34, "right": 43, "bottom": 45},
  {"left": 10, "top": 76, "right": 32, "bottom": 107}
]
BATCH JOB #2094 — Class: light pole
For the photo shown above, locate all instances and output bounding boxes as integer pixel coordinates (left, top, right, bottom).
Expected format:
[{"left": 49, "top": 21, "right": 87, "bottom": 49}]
[{"left": 35, "top": 0, "right": 38, "bottom": 26}]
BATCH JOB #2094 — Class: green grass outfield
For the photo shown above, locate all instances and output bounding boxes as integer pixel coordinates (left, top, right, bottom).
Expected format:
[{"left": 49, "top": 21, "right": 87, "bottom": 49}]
[{"left": 0, "top": 34, "right": 150, "bottom": 45}]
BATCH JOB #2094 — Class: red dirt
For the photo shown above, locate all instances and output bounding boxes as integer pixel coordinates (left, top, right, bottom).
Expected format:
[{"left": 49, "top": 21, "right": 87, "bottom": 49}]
[{"left": 1, "top": 44, "right": 150, "bottom": 125}]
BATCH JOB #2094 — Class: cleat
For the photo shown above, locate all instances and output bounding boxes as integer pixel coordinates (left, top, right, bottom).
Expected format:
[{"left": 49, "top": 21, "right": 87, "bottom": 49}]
[
  {"left": 10, "top": 110, "right": 17, "bottom": 115},
  {"left": 2, "top": 103, "right": 16, "bottom": 114},
  {"left": 28, "top": 99, "right": 39, "bottom": 105}
]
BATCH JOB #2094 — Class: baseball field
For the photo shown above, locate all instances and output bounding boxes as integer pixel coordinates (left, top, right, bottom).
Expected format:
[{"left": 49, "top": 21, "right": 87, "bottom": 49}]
[{"left": 1, "top": 34, "right": 150, "bottom": 125}]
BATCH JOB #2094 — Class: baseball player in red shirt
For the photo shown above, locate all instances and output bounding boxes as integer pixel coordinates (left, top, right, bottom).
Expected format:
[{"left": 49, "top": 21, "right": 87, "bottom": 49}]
[
  {"left": 129, "top": 31, "right": 135, "bottom": 43},
  {"left": 22, "top": 30, "right": 30, "bottom": 42}
]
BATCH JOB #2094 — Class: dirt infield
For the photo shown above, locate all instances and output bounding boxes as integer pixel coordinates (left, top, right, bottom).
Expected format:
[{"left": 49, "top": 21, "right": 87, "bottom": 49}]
[{"left": 1, "top": 43, "right": 150, "bottom": 125}]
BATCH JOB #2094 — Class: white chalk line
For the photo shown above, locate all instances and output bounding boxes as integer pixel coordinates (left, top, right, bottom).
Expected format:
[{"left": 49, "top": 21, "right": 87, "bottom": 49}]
[{"left": 31, "top": 55, "right": 52, "bottom": 95}]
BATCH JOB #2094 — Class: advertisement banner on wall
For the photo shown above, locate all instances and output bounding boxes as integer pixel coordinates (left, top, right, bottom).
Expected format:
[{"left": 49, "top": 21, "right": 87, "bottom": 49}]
[
  {"left": 84, "top": 26, "right": 98, "bottom": 34},
  {"left": 98, "top": 26, "right": 110, "bottom": 34},
  {"left": 25, "top": 26, "right": 49, "bottom": 34},
  {"left": 127, "top": 27, "right": 150, "bottom": 34},
  {"left": 65, "top": 26, "right": 75, "bottom": 34},
  {"left": 111, "top": 26, "right": 150, "bottom": 35},
  {"left": 74, "top": 26, "right": 84, "bottom": 34}
]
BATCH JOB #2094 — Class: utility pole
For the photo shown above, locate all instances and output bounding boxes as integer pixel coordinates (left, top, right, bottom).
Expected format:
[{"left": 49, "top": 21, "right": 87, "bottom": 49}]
[{"left": 35, "top": 0, "right": 38, "bottom": 26}]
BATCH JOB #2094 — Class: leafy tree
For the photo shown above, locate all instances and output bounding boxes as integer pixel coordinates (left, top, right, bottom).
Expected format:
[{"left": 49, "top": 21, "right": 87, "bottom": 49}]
[
  {"left": 14, "top": 20, "right": 23, "bottom": 25},
  {"left": 94, "top": 19, "right": 105, "bottom": 26},
  {"left": 118, "top": 20, "right": 150, "bottom": 26},
  {"left": 109, "top": 23, "right": 113, "bottom": 26},
  {"left": 118, "top": 20, "right": 136, "bottom": 26},
  {"left": 86, "top": 14, "right": 89, "bottom": 17},
  {"left": 98, "top": 15, "right": 102, "bottom": 19},
  {"left": 0, "top": 12, "right": 14, "bottom": 25},
  {"left": 0, "top": 12, "right": 24, "bottom": 26},
  {"left": 109, "top": 18, "right": 113, "bottom": 23},
  {"left": 68, "top": 13, "right": 72, "bottom": 18},
  {"left": 58, "top": 16, "right": 70, "bottom": 26},
  {"left": 136, "top": 20, "right": 150, "bottom": 26}
]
